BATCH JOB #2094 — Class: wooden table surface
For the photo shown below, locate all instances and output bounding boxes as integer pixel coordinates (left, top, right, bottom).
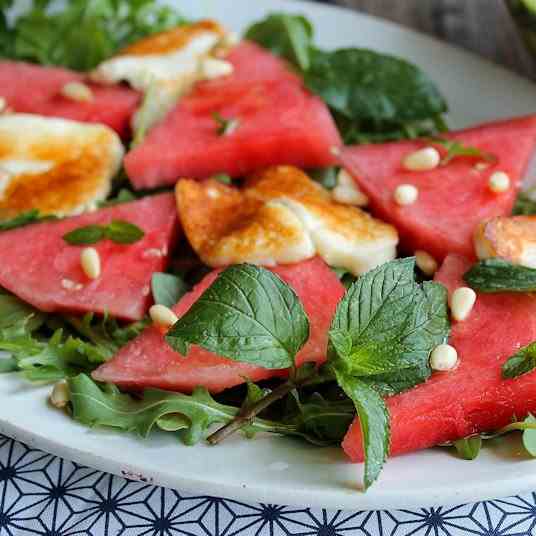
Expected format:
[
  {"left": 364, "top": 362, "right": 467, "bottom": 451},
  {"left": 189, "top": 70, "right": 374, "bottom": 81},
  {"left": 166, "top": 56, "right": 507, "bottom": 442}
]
[{"left": 327, "top": 0, "right": 536, "bottom": 81}]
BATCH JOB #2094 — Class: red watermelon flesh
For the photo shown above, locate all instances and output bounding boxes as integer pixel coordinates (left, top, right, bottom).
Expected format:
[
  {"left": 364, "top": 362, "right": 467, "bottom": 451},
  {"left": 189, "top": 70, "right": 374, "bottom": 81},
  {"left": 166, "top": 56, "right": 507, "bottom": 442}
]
[
  {"left": 92, "top": 257, "right": 345, "bottom": 393},
  {"left": 125, "top": 43, "right": 341, "bottom": 189},
  {"left": 0, "top": 194, "right": 179, "bottom": 321},
  {"left": 0, "top": 61, "right": 140, "bottom": 137},
  {"left": 342, "top": 254, "right": 536, "bottom": 462},
  {"left": 340, "top": 115, "right": 536, "bottom": 262}
]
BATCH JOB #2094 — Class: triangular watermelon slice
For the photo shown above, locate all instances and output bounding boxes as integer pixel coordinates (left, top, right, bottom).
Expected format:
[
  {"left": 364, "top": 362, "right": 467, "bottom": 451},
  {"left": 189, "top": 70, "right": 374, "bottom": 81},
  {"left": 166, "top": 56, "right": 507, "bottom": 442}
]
[
  {"left": 343, "top": 254, "right": 536, "bottom": 462},
  {"left": 92, "top": 257, "right": 345, "bottom": 393},
  {"left": 125, "top": 42, "right": 342, "bottom": 189},
  {"left": 0, "top": 61, "right": 140, "bottom": 137},
  {"left": 0, "top": 194, "right": 179, "bottom": 321},
  {"left": 340, "top": 115, "right": 536, "bottom": 262}
]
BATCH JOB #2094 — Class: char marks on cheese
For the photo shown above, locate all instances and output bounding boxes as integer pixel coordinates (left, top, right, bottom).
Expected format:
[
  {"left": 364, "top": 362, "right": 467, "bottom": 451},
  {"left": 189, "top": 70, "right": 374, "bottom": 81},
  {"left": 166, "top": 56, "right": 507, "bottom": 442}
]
[
  {"left": 176, "top": 166, "right": 398, "bottom": 275},
  {"left": 0, "top": 114, "right": 124, "bottom": 220}
]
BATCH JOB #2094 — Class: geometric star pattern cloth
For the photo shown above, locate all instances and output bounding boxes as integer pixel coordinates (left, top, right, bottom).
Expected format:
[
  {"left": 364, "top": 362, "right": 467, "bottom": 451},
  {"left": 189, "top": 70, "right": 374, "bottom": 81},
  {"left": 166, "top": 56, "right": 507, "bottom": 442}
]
[{"left": 0, "top": 435, "right": 535, "bottom": 535}]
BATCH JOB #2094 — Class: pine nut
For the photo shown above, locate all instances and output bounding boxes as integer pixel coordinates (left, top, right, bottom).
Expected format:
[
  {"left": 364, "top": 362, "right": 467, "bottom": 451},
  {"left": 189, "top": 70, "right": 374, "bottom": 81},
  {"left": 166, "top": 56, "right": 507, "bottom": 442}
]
[
  {"left": 430, "top": 344, "right": 458, "bottom": 371},
  {"left": 488, "top": 171, "right": 510, "bottom": 193},
  {"left": 450, "top": 287, "right": 477, "bottom": 322},
  {"left": 402, "top": 147, "right": 440, "bottom": 171},
  {"left": 202, "top": 58, "right": 234, "bottom": 80},
  {"left": 394, "top": 184, "right": 418, "bottom": 206},
  {"left": 80, "top": 247, "right": 101, "bottom": 279},
  {"left": 150, "top": 304, "right": 178, "bottom": 328},
  {"left": 49, "top": 380, "right": 70, "bottom": 409},
  {"left": 61, "top": 81, "right": 93, "bottom": 102},
  {"left": 415, "top": 250, "right": 438, "bottom": 276},
  {"left": 332, "top": 169, "right": 369, "bottom": 206}
]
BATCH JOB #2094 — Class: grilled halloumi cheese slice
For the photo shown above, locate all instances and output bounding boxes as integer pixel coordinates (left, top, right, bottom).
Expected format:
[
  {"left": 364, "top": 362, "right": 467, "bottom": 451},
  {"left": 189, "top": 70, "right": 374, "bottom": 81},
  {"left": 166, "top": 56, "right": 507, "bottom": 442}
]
[
  {"left": 176, "top": 167, "right": 398, "bottom": 275},
  {"left": 474, "top": 215, "right": 536, "bottom": 268},
  {"left": 0, "top": 114, "right": 124, "bottom": 220},
  {"left": 91, "top": 21, "right": 235, "bottom": 139}
]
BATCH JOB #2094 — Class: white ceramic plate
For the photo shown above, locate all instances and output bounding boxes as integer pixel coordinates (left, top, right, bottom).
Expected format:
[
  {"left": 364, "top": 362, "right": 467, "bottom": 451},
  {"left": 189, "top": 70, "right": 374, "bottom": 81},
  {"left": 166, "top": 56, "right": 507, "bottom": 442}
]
[{"left": 2, "top": 0, "right": 536, "bottom": 512}]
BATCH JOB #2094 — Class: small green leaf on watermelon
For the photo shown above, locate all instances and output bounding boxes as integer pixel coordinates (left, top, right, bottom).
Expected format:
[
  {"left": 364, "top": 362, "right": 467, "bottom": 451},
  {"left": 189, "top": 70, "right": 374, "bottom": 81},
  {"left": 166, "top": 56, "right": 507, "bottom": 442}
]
[
  {"left": 212, "top": 112, "right": 240, "bottom": 136},
  {"left": 63, "top": 225, "right": 106, "bottom": 245},
  {"left": 427, "top": 137, "right": 497, "bottom": 166},
  {"left": 309, "top": 167, "right": 339, "bottom": 190},
  {"left": 165, "top": 264, "right": 310, "bottom": 369},
  {"left": 151, "top": 273, "right": 189, "bottom": 309},
  {"left": 512, "top": 191, "right": 536, "bottom": 216},
  {"left": 453, "top": 436, "right": 482, "bottom": 460},
  {"left": 502, "top": 341, "right": 536, "bottom": 379},
  {"left": 63, "top": 220, "right": 144, "bottom": 246},
  {"left": 464, "top": 258, "right": 536, "bottom": 293},
  {"left": 104, "top": 220, "right": 145, "bottom": 244},
  {"left": 522, "top": 414, "right": 536, "bottom": 456},
  {"left": 244, "top": 13, "right": 314, "bottom": 72},
  {"left": 213, "top": 173, "right": 232, "bottom": 185},
  {"left": 0, "top": 209, "right": 53, "bottom": 232}
]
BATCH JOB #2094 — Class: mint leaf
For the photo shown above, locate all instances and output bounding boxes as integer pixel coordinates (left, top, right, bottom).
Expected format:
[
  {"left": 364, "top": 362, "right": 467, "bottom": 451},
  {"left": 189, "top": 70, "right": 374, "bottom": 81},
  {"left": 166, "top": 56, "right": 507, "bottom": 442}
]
[
  {"left": 63, "top": 220, "right": 144, "bottom": 246},
  {"left": 63, "top": 225, "right": 105, "bottom": 245},
  {"left": 0, "top": 209, "right": 51, "bottom": 231},
  {"left": 245, "top": 13, "right": 314, "bottom": 71},
  {"left": 335, "top": 373, "right": 389, "bottom": 489},
  {"left": 453, "top": 437, "right": 482, "bottom": 460},
  {"left": 151, "top": 273, "right": 189, "bottom": 308},
  {"left": 503, "top": 341, "right": 536, "bottom": 379},
  {"left": 68, "top": 374, "right": 301, "bottom": 445},
  {"left": 304, "top": 48, "right": 447, "bottom": 130},
  {"left": 4, "top": 0, "right": 187, "bottom": 71},
  {"left": 98, "top": 189, "right": 137, "bottom": 208},
  {"left": 309, "top": 167, "right": 338, "bottom": 190},
  {"left": 512, "top": 191, "right": 536, "bottom": 216},
  {"left": 428, "top": 137, "right": 496, "bottom": 165},
  {"left": 464, "top": 259, "right": 536, "bottom": 293},
  {"left": 166, "top": 264, "right": 310, "bottom": 369},
  {"left": 523, "top": 414, "right": 536, "bottom": 456},
  {"left": 213, "top": 173, "right": 232, "bottom": 185}
]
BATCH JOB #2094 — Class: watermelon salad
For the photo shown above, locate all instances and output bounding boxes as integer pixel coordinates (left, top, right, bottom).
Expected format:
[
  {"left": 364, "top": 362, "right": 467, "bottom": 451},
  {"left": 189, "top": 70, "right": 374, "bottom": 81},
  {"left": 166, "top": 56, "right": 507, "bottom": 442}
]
[{"left": 1, "top": 1, "right": 536, "bottom": 493}]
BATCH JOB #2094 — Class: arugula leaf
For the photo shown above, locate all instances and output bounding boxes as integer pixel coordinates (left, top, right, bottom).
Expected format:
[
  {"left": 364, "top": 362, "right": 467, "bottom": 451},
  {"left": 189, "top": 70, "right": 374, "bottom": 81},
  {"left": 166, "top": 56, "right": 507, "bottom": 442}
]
[
  {"left": 63, "top": 220, "right": 144, "bottom": 246},
  {"left": 0, "top": 292, "right": 45, "bottom": 335},
  {"left": 327, "top": 258, "right": 450, "bottom": 488},
  {"left": 428, "top": 137, "right": 497, "bottom": 165},
  {"left": 151, "top": 273, "right": 189, "bottom": 309},
  {"left": 502, "top": 341, "right": 536, "bottom": 379},
  {"left": 523, "top": 414, "right": 536, "bottom": 456},
  {"left": 512, "top": 192, "right": 536, "bottom": 215},
  {"left": 166, "top": 264, "right": 310, "bottom": 369},
  {"left": 68, "top": 374, "right": 301, "bottom": 445},
  {"left": 0, "top": 329, "right": 107, "bottom": 382},
  {"left": 212, "top": 112, "right": 240, "bottom": 136},
  {"left": 0, "top": 209, "right": 48, "bottom": 231},
  {"left": 2, "top": 0, "right": 187, "bottom": 71},
  {"left": 304, "top": 48, "right": 447, "bottom": 133},
  {"left": 464, "top": 259, "right": 536, "bottom": 293},
  {"left": 453, "top": 437, "right": 482, "bottom": 460},
  {"left": 245, "top": 13, "right": 313, "bottom": 71}
]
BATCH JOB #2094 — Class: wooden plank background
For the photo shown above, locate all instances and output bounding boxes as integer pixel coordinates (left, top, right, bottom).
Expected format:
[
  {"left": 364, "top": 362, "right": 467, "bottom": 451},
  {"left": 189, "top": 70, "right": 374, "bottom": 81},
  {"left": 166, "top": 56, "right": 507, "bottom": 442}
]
[{"left": 326, "top": 0, "right": 536, "bottom": 80}]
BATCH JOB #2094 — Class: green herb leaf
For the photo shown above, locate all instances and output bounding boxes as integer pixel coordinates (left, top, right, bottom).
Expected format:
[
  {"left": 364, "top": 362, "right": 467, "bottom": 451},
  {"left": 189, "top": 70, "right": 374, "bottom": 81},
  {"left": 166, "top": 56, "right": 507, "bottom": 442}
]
[
  {"left": 453, "top": 437, "right": 482, "bottom": 460},
  {"left": 151, "top": 273, "right": 189, "bottom": 309},
  {"left": 304, "top": 48, "right": 447, "bottom": 132},
  {"left": 63, "top": 225, "right": 105, "bottom": 245},
  {"left": 464, "top": 258, "right": 536, "bottom": 293},
  {"left": 335, "top": 374, "right": 389, "bottom": 489},
  {"left": 502, "top": 341, "right": 536, "bottom": 379},
  {"left": 512, "top": 192, "right": 536, "bottom": 216},
  {"left": 523, "top": 414, "right": 536, "bottom": 456},
  {"left": 212, "top": 112, "right": 240, "bottom": 136},
  {"left": 2, "top": 0, "right": 187, "bottom": 71},
  {"left": 0, "top": 209, "right": 48, "bottom": 231},
  {"left": 63, "top": 220, "right": 144, "bottom": 246},
  {"left": 309, "top": 167, "right": 339, "bottom": 190},
  {"left": 245, "top": 13, "right": 314, "bottom": 71},
  {"left": 213, "top": 173, "right": 232, "bottom": 185},
  {"left": 98, "top": 188, "right": 137, "bottom": 208},
  {"left": 104, "top": 220, "right": 145, "bottom": 244},
  {"left": 0, "top": 292, "right": 45, "bottom": 335},
  {"left": 428, "top": 137, "right": 497, "bottom": 165},
  {"left": 166, "top": 264, "right": 310, "bottom": 369},
  {"left": 68, "top": 374, "right": 300, "bottom": 445}
]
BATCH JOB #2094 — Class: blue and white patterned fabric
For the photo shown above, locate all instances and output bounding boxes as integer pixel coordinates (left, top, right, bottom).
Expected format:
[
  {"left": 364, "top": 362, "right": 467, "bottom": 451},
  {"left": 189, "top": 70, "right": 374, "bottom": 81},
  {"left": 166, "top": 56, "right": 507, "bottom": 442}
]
[{"left": 0, "top": 434, "right": 535, "bottom": 535}]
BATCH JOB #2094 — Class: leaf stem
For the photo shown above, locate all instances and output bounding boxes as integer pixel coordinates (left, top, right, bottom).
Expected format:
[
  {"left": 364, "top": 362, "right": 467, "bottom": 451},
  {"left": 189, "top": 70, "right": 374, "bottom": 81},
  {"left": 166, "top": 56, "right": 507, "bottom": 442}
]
[{"left": 207, "top": 380, "right": 297, "bottom": 445}]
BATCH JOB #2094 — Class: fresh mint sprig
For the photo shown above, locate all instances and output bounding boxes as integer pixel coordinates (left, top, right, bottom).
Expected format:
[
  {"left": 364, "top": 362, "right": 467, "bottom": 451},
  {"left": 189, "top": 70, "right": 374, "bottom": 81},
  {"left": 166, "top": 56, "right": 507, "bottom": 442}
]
[
  {"left": 464, "top": 259, "right": 536, "bottom": 293},
  {"left": 428, "top": 137, "right": 497, "bottom": 165},
  {"left": 502, "top": 340, "right": 536, "bottom": 379},
  {"left": 63, "top": 220, "right": 144, "bottom": 246}
]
